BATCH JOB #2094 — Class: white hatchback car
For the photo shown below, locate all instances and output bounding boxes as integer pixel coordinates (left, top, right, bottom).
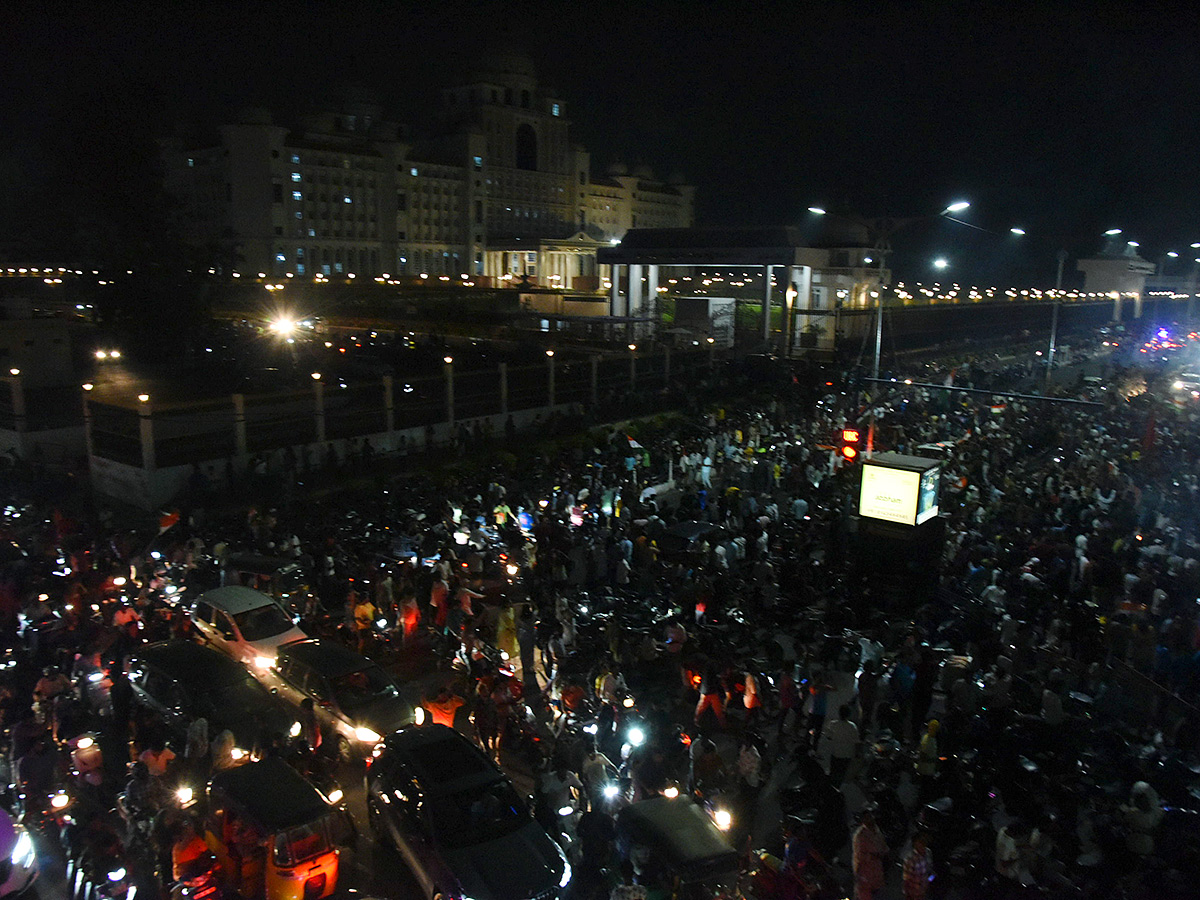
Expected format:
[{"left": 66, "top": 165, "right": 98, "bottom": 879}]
[{"left": 190, "top": 586, "right": 308, "bottom": 674}]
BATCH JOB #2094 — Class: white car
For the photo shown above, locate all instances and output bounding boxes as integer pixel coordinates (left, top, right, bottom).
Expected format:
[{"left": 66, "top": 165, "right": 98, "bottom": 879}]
[
  {"left": 0, "top": 809, "right": 37, "bottom": 897},
  {"left": 190, "top": 586, "right": 308, "bottom": 673}
]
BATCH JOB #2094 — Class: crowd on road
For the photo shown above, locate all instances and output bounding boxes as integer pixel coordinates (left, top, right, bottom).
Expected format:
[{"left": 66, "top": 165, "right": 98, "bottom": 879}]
[{"left": 1, "top": 330, "right": 1199, "bottom": 900}]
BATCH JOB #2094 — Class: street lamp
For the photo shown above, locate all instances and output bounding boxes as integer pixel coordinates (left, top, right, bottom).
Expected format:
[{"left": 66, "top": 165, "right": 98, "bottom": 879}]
[
  {"left": 933, "top": 258, "right": 950, "bottom": 270},
  {"left": 1010, "top": 228, "right": 1026, "bottom": 236},
  {"left": 1105, "top": 228, "right": 1123, "bottom": 236}
]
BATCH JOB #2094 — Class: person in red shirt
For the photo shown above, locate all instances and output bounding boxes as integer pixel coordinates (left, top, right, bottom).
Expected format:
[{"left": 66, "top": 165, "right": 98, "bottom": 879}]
[{"left": 425, "top": 688, "right": 464, "bottom": 728}]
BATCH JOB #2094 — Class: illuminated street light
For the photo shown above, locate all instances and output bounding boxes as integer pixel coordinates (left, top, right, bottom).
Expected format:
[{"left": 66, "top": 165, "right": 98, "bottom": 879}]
[
  {"left": 1105, "top": 228, "right": 1123, "bottom": 236},
  {"left": 944, "top": 201, "right": 970, "bottom": 213},
  {"left": 443, "top": 356, "right": 453, "bottom": 365},
  {"left": 1010, "top": 227, "right": 1026, "bottom": 235},
  {"left": 8, "top": 369, "right": 19, "bottom": 377},
  {"left": 310, "top": 372, "right": 321, "bottom": 380},
  {"left": 137, "top": 394, "right": 150, "bottom": 403},
  {"left": 1127, "top": 241, "right": 1140, "bottom": 248},
  {"left": 82, "top": 383, "right": 94, "bottom": 391},
  {"left": 1168, "top": 251, "right": 1179, "bottom": 258},
  {"left": 807, "top": 207, "right": 827, "bottom": 215},
  {"left": 933, "top": 258, "right": 950, "bottom": 269}
]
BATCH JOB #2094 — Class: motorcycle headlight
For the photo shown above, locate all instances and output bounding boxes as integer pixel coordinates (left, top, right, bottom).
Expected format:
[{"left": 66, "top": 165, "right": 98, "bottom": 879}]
[
  {"left": 76, "top": 736, "right": 95, "bottom": 750},
  {"left": 713, "top": 808, "right": 732, "bottom": 831},
  {"left": 413, "top": 707, "right": 426, "bottom": 726},
  {"left": 627, "top": 727, "right": 645, "bottom": 747},
  {"left": 88, "top": 671, "right": 105, "bottom": 683},
  {"left": 50, "top": 791, "right": 70, "bottom": 810},
  {"left": 355, "top": 726, "right": 381, "bottom": 743},
  {"left": 289, "top": 721, "right": 302, "bottom": 738},
  {"left": 11, "top": 830, "right": 34, "bottom": 867},
  {"left": 602, "top": 784, "right": 619, "bottom": 800},
  {"left": 326, "top": 788, "right": 343, "bottom": 805},
  {"left": 176, "top": 786, "right": 194, "bottom": 805},
  {"left": 558, "top": 805, "right": 574, "bottom": 817},
  {"left": 662, "top": 786, "right": 679, "bottom": 799},
  {"left": 107, "top": 866, "right": 126, "bottom": 882}
]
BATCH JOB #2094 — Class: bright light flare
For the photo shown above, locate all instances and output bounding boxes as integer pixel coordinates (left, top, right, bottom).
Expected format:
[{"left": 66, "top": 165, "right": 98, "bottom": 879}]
[
  {"left": 269, "top": 317, "right": 297, "bottom": 337},
  {"left": 944, "top": 201, "right": 970, "bottom": 213}
]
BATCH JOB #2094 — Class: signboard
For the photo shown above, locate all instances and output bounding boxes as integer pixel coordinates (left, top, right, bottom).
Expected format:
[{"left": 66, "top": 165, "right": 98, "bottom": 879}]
[{"left": 859, "top": 456, "right": 941, "bottom": 526}]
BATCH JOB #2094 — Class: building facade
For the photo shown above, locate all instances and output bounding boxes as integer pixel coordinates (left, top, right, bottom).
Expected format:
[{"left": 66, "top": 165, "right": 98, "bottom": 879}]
[{"left": 162, "top": 55, "right": 695, "bottom": 286}]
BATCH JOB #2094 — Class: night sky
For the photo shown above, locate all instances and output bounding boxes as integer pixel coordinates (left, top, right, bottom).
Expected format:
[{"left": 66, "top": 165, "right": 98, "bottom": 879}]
[{"left": 6, "top": 1, "right": 1199, "bottom": 284}]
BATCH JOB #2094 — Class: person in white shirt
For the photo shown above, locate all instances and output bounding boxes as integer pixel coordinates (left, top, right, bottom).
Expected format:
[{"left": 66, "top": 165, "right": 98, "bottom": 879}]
[{"left": 823, "top": 704, "right": 859, "bottom": 785}]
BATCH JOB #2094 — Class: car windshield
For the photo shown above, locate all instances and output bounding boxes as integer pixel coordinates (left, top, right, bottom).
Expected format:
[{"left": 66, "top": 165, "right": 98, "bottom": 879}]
[
  {"left": 331, "top": 666, "right": 397, "bottom": 712},
  {"left": 425, "top": 780, "right": 530, "bottom": 849},
  {"left": 233, "top": 604, "right": 294, "bottom": 641}
]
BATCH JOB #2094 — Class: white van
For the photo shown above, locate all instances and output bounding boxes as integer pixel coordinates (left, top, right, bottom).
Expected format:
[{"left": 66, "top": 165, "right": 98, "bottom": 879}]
[{"left": 190, "top": 586, "right": 308, "bottom": 673}]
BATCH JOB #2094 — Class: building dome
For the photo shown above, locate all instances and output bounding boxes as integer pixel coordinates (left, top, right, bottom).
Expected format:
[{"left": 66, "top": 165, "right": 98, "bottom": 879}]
[{"left": 471, "top": 52, "right": 538, "bottom": 84}]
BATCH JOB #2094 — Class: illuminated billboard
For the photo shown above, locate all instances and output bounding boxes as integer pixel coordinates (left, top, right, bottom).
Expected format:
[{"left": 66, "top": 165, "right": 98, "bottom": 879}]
[{"left": 859, "top": 453, "right": 941, "bottom": 526}]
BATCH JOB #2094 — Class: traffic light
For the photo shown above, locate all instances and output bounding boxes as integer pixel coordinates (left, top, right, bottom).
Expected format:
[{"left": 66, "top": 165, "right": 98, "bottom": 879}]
[{"left": 839, "top": 427, "right": 861, "bottom": 461}]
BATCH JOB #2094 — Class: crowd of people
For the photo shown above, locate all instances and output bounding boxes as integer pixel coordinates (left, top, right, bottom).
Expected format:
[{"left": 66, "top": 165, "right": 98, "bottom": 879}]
[{"left": 1, "top": 330, "right": 1198, "bottom": 899}]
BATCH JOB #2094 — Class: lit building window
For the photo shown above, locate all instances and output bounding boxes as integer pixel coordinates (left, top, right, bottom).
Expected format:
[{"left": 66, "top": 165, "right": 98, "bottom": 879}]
[
  {"left": 294, "top": 211, "right": 303, "bottom": 219},
  {"left": 275, "top": 253, "right": 287, "bottom": 262},
  {"left": 410, "top": 167, "right": 419, "bottom": 177},
  {"left": 344, "top": 196, "right": 352, "bottom": 204},
  {"left": 296, "top": 263, "right": 306, "bottom": 274},
  {"left": 291, "top": 172, "right": 302, "bottom": 182},
  {"left": 187, "top": 158, "right": 194, "bottom": 167},
  {"left": 552, "top": 103, "right": 560, "bottom": 116},
  {"left": 291, "top": 154, "right": 300, "bottom": 164},
  {"left": 473, "top": 156, "right": 483, "bottom": 170},
  {"left": 293, "top": 191, "right": 302, "bottom": 201}
]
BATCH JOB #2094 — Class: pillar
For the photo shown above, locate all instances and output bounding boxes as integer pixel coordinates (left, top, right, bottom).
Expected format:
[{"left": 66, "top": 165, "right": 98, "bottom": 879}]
[
  {"left": 761, "top": 265, "right": 774, "bottom": 345},
  {"left": 138, "top": 400, "right": 155, "bottom": 471},
  {"left": 547, "top": 352, "right": 556, "bottom": 408},
  {"left": 232, "top": 393, "right": 248, "bottom": 460},
  {"left": 81, "top": 386, "right": 95, "bottom": 459},
  {"left": 382, "top": 375, "right": 395, "bottom": 434},
  {"left": 629, "top": 346, "right": 637, "bottom": 388},
  {"left": 444, "top": 357, "right": 455, "bottom": 428},
  {"left": 646, "top": 264, "right": 659, "bottom": 338},
  {"left": 1132, "top": 292, "right": 1144, "bottom": 319},
  {"left": 609, "top": 264, "right": 622, "bottom": 316},
  {"left": 313, "top": 379, "right": 326, "bottom": 444},
  {"left": 8, "top": 373, "right": 26, "bottom": 458},
  {"left": 590, "top": 356, "right": 599, "bottom": 406},
  {"left": 498, "top": 362, "right": 509, "bottom": 417},
  {"left": 791, "top": 265, "right": 813, "bottom": 352},
  {"left": 1112, "top": 293, "right": 1122, "bottom": 322},
  {"left": 629, "top": 264, "right": 644, "bottom": 319},
  {"left": 663, "top": 345, "right": 671, "bottom": 383}
]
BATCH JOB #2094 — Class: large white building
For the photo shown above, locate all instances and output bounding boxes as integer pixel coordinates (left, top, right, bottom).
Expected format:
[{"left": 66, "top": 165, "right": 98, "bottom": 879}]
[{"left": 162, "top": 55, "right": 694, "bottom": 287}]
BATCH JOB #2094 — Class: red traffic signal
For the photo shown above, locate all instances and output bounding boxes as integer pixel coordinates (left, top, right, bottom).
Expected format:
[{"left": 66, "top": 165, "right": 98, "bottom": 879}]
[{"left": 839, "top": 427, "right": 862, "bottom": 461}]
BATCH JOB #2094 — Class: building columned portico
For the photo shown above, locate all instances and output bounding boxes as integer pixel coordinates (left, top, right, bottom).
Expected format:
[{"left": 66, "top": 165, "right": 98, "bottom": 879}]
[{"left": 597, "top": 227, "right": 879, "bottom": 350}]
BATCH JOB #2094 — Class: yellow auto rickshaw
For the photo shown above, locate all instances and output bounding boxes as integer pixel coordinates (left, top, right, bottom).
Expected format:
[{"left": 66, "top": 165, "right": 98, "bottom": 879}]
[{"left": 205, "top": 758, "right": 340, "bottom": 900}]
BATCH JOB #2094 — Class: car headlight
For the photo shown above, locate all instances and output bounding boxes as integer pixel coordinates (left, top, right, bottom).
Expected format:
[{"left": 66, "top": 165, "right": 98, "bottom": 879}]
[
  {"left": 11, "top": 830, "right": 34, "bottom": 867},
  {"left": 559, "top": 854, "right": 572, "bottom": 888},
  {"left": 355, "top": 726, "right": 381, "bottom": 743},
  {"left": 254, "top": 655, "right": 275, "bottom": 669}
]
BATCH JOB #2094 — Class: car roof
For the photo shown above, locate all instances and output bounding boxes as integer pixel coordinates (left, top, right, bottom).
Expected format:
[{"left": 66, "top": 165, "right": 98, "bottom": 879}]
[
  {"left": 382, "top": 725, "right": 499, "bottom": 795},
  {"left": 279, "top": 639, "right": 373, "bottom": 677},
  {"left": 131, "top": 641, "right": 249, "bottom": 687},
  {"left": 210, "top": 758, "right": 330, "bottom": 830},
  {"left": 616, "top": 797, "right": 738, "bottom": 875},
  {"left": 665, "top": 520, "right": 722, "bottom": 540},
  {"left": 224, "top": 554, "right": 301, "bottom": 574},
  {"left": 196, "top": 585, "right": 280, "bottom": 615}
]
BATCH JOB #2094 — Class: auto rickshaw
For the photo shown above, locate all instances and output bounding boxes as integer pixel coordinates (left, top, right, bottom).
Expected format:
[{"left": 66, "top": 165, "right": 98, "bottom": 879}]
[
  {"left": 615, "top": 796, "right": 740, "bottom": 899},
  {"left": 204, "top": 758, "right": 340, "bottom": 900}
]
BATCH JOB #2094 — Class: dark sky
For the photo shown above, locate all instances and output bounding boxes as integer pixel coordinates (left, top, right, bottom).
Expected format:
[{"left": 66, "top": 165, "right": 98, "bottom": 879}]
[{"left": 6, "top": 0, "right": 1200, "bottom": 284}]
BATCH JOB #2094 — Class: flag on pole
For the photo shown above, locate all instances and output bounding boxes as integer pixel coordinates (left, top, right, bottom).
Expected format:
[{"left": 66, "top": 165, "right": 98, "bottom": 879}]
[{"left": 627, "top": 436, "right": 644, "bottom": 449}]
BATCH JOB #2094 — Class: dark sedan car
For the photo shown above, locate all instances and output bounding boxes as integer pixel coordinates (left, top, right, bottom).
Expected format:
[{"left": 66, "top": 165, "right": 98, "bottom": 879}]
[
  {"left": 366, "top": 725, "right": 569, "bottom": 900},
  {"left": 127, "top": 641, "right": 299, "bottom": 757},
  {"left": 259, "top": 638, "right": 419, "bottom": 761}
]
